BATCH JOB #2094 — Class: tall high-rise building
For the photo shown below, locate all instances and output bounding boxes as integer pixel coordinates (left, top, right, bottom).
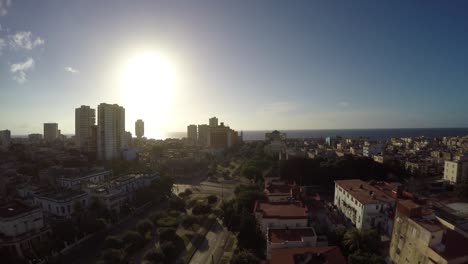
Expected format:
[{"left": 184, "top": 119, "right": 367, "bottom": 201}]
[
  {"left": 97, "top": 103, "right": 125, "bottom": 160},
  {"left": 43, "top": 123, "right": 58, "bottom": 142},
  {"left": 75, "top": 105, "right": 96, "bottom": 152},
  {"left": 135, "top": 119, "right": 144, "bottom": 139},
  {"left": 0, "top": 130, "right": 11, "bottom": 146},
  {"left": 209, "top": 117, "right": 218, "bottom": 127},
  {"left": 187, "top": 125, "right": 197, "bottom": 142},
  {"left": 198, "top": 124, "right": 209, "bottom": 146}
]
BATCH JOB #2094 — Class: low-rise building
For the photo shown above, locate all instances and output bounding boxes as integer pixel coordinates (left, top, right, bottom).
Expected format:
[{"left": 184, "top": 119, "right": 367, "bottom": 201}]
[
  {"left": 110, "top": 173, "right": 158, "bottom": 201},
  {"left": 363, "top": 142, "right": 384, "bottom": 157},
  {"left": 0, "top": 200, "right": 51, "bottom": 258},
  {"left": 254, "top": 201, "right": 308, "bottom": 234},
  {"left": 33, "top": 189, "right": 89, "bottom": 218},
  {"left": 334, "top": 179, "right": 396, "bottom": 234},
  {"left": 266, "top": 227, "right": 327, "bottom": 259},
  {"left": 58, "top": 169, "right": 111, "bottom": 190},
  {"left": 267, "top": 246, "right": 346, "bottom": 264}
]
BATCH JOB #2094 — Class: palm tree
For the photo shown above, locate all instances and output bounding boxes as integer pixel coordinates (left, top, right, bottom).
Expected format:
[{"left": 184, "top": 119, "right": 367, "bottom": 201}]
[{"left": 343, "top": 228, "right": 364, "bottom": 253}]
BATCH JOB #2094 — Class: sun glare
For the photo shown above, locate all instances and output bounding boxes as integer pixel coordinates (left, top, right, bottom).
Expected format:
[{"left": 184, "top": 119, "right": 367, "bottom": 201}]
[{"left": 119, "top": 51, "right": 178, "bottom": 137}]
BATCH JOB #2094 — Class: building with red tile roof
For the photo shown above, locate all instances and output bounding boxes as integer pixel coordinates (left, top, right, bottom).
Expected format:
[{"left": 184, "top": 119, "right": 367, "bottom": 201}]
[
  {"left": 266, "top": 227, "right": 327, "bottom": 259},
  {"left": 266, "top": 246, "right": 346, "bottom": 264},
  {"left": 254, "top": 201, "right": 308, "bottom": 234}
]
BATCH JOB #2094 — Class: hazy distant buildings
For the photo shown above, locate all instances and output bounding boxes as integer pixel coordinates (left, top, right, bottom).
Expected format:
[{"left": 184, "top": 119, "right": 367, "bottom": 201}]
[
  {"left": 197, "top": 124, "right": 209, "bottom": 145},
  {"left": 0, "top": 129, "right": 11, "bottom": 147},
  {"left": 28, "top": 133, "right": 42, "bottom": 143},
  {"left": 443, "top": 153, "right": 468, "bottom": 184},
  {"left": 187, "top": 124, "right": 197, "bottom": 142},
  {"left": 75, "top": 105, "right": 96, "bottom": 152},
  {"left": 97, "top": 103, "right": 125, "bottom": 160},
  {"left": 209, "top": 116, "right": 218, "bottom": 127},
  {"left": 135, "top": 119, "right": 144, "bottom": 139},
  {"left": 363, "top": 142, "right": 384, "bottom": 157},
  {"left": 43, "top": 123, "right": 58, "bottom": 142}
]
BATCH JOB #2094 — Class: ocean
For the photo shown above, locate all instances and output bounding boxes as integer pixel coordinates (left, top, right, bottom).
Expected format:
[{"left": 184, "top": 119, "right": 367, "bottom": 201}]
[{"left": 165, "top": 128, "right": 468, "bottom": 141}]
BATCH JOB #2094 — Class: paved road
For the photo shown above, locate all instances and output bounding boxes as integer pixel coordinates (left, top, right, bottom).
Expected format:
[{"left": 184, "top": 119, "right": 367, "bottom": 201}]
[{"left": 189, "top": 219, "right": 229, "bottom": 264}]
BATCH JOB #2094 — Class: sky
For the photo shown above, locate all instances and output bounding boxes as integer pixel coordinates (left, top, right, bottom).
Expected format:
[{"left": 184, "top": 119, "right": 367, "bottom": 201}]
[{"left": 1, "top": 0, "right": 468, "bottom": 138}]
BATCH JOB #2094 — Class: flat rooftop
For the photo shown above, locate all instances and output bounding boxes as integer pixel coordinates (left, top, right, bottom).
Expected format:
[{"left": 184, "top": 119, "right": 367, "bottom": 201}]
[
  {"left": 36, "top": 189, "right": 87, "bottom": 200},
  {"left": 268, "top": 227, "right": 316, "bottom": 243},
  {"left": 0, "top": 200, "right": 37, "bottom": 218},
  {"left": 335, "top": 179, "right": 395, "bottom": 205},
  {"left": 255, "top": 201, "right": 308, "bottom": 219}
]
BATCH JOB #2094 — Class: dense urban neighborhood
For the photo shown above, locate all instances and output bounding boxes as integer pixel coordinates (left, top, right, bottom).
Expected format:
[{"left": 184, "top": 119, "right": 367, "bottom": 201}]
[{"left": 1, "top": 117, "right": 468, "bottom": 264}]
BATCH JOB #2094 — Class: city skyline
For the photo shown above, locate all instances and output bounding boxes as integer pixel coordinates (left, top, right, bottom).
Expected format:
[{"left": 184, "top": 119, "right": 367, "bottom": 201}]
[{"left": 1, "top": 1, "right": 468, "bottom": 138}]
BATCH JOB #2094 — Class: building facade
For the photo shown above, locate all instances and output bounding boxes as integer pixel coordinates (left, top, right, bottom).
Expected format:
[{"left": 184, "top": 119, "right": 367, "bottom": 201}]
[
  {"left": 97, "top": 103, "right": 125, "bottom": 160},
  {"left": 363, "top": 142, "right": 384, "bottom": 157},
  {"left": 187, "top": 124, "right": 197, "bottom": 142},
  {"left": 33, "top": 189, "right": 89, "bottom": 218},
  {"left": 254, "top": 201, "right": 308, "bottom": 234},
  {"left": 334, "top": 179, "right": 395, "bottom": 234},
  {"left": 43, "top": 123, "right": 58, "bottom": 142},
  {"left": 0, "top": 200, "right": 52, "bottom": 258},
  {"left": 75, "top": 105, "right": 96, "bottom": 152},
  {"left": 443, "top": 154, "right": 468, "bottom": 184},
  {"left": 135, "top": 119, "right": 144, "bottom": 139}
]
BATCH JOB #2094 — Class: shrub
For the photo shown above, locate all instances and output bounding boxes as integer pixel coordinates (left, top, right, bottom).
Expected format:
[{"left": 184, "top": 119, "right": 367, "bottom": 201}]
[
  {"left": 101, "top": 249, "right": 125, "bottom": 264},
  {"left": 160, "top": 241, "right": 178, "bottom": 263},
  {"left": 150, "top": 212, "right": 166, "bottom": 225},
  {"left": 169, "top": 196, "right": 186, "bottom": 211},
  {"left": 144, "top": 247, "right": 165, "bottom": 263}
]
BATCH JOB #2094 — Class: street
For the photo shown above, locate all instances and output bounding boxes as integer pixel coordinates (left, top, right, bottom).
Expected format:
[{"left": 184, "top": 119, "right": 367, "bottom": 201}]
[{"left": 189, "top": 219, "right": 229, "bottom": 264}]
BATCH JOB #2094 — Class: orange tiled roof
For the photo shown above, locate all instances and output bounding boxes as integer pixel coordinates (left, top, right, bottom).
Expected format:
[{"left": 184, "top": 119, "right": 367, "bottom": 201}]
[
  {"left": 335, "top": 179, "right": 395, "bottom": 205},
  {"left": 269, "top": 246, "right": 346, "bottom": 264},
  {"left": 255, "top": 201, "right": 308, "bottom": 219}
]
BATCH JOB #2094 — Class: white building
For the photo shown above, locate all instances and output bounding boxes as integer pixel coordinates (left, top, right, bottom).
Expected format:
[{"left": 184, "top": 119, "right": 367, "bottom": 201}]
[
  {"left": 97, "top": 103, "right": 125, "bottom": 160},
  {"left": 58, "top": 170, "right": 111, "bottom": 190},
  {"left": 334, "top": 179, "right": 395, "bottom": 234},
  {"left": 443, "top": 154, "right": 468, "bottom": 184},
  {"left": 0, "top": 200, "right": 52, "bottom": 258},
  {"left": 363, "top": 142, "right": 384, "bottom": 157},
  {"left": 254, "top": 201, "right": 308, "bottom": 234},
  {"left": 75, "top": 105, "right": 96, "bottom": 152},
  {"left": 43, "top": 123, "right": 58, "bottom": 142},
  {"left": 33, "top": 189, "right": 89, "bottom": 218},
  {"left": 110, "top": 173, "right": 159, "bottom": 202},
  {"left": 266, "top": 227, "right": 326, "bottom": 259},
  {"left": 84, "top": 185, "right": 127, "bottom": 213},
  {"left": 187, "top": 125, "right": 197, "bottom": 142}
]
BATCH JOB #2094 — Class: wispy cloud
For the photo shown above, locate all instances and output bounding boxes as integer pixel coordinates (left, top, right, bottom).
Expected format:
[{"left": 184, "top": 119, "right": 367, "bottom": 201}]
[
  {"left": 10, "top": 57, "right": 35, "bottom": 83},
  {"left": 9, "top": 31, "right": 44, "bottom": 50},
  {"left": 64, "top": 66, "right": 79, "bottom": 74},
  {"left": 338, "top": 101, "right": 350, "bottom": 107},
  {"left": 0, "top": 0, "right": 12, "bottom": 16},
  {"left": 0, "top": 38, "right": 5, "bottom": 55}
]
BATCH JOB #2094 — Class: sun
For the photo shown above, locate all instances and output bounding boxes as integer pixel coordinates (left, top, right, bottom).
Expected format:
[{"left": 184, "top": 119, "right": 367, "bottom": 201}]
[{"left": 119, "top": 51, "right": 177, "bottom": 114}]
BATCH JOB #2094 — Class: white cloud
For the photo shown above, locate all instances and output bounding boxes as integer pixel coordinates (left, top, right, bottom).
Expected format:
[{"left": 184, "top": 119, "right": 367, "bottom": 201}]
[
  {"left": 0, "top": 38, "right": 5, "bottom": 55},
  {"left": 64, "top": 66, "right": 79, "bottom": 74},
  {"left": 0, "top": 0, "right": 12, "bottom": 16},
  {"left": 10, "top": 57, "right": 35, "bottom": 83},
  {"left": 9, "top": 31, "right": 45, "bottom": 50},
  {"left": 338, "top": 101, "right": 350, "bottom": 107}
]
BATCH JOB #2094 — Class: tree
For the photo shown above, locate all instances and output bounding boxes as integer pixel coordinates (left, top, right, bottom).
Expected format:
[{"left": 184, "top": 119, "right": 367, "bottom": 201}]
[
  {"left": 343, "top": 228, "right": 380, "bottom": 255},
  {"left": 192, "top": 203, "right": 212, "bottom": 215},
  {"left": 168, "top": 196, "right": 186, "bottom": 211},
  {"left": 150, "top": 212, "right": 166, "bottom": 225},
  {"left": 122, "top": 230, "right": 144, "bottom": 250},
  {"left": 104, "top": 236, "right": 123, "bottom": 249},
  {"left": 207, "top": 195, "right": 218, "bottom": 204},
  {"left": 101, "top": 249, "right": 125, "bottom": 264},
  {"left": 159, "top": 228, "right": 176, "bottom": 242},
  {"left": 237, "top": 214, "right": 266, "bottom": 259},
  {"left": 137, "top": 219, "right": 155, "bottom": 236},
  {"left": 144, "top": 247, "right": 165, "bottom": 263},
  {"left": 231, "top": 250, "right": 259, "bottom": 264},
  {"left": 160, "top": 241, "right": 178, "bottom": 263},
  {"left": 456, "top": 181, "right": 468, "bottom": 199},
  {"left": 348, "top": 252, "right": 385, "bottom": 264},
  {"left": 181, "top": 215, "right": 198, "bottom": 230}
]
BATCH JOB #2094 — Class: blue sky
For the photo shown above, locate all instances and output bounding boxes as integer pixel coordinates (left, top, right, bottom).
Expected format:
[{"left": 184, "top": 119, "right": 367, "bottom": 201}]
[{"left": 1, "top": 0, "right": 467, "bottom": 138}]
